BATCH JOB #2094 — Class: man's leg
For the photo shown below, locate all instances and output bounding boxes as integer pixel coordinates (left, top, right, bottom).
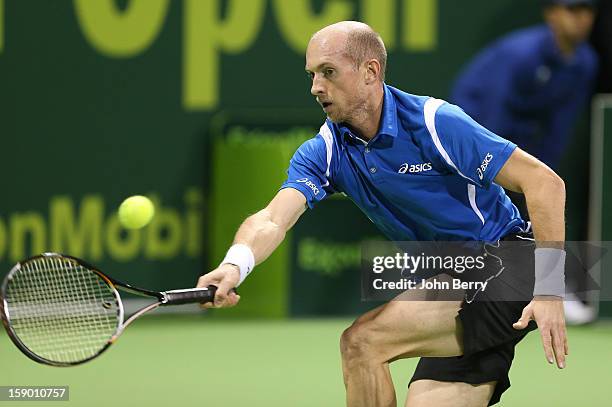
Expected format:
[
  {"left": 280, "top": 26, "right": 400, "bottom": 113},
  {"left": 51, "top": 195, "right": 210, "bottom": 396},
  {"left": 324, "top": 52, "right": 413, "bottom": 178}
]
[
  {"left": 340, "top": 292, "right": 465, "bottom": 407},
  {"left": 405, "top": 380, "right": 496, "bottom": 407}
]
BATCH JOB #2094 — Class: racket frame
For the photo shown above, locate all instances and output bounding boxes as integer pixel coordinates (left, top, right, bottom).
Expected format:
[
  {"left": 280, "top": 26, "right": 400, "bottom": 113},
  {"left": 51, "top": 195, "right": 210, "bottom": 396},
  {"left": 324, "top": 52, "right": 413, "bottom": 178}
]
[{"left": 0, "top": 253, "right": 216, "bottom": 367}]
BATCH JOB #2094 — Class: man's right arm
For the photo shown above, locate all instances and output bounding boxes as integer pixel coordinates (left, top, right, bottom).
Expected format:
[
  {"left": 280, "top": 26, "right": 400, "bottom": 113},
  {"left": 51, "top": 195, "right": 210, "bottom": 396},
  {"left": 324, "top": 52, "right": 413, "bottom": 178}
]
[{"left": 196, "top": 188, "right": 307, "bottom": 308}]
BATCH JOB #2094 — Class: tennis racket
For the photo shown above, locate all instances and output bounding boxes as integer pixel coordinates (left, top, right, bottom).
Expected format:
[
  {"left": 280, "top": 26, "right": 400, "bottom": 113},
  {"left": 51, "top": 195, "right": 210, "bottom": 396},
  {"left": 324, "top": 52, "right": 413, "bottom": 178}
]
[{"left": 0, "top": 252, "right": 223, "bottom": 367}]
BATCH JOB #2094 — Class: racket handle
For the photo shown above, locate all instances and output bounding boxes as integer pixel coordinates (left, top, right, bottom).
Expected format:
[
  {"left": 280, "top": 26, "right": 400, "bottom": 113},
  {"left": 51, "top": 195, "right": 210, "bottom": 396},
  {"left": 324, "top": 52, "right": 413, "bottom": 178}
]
[{"left": 162, "top": 286, "right": 219, "bottom": 305}]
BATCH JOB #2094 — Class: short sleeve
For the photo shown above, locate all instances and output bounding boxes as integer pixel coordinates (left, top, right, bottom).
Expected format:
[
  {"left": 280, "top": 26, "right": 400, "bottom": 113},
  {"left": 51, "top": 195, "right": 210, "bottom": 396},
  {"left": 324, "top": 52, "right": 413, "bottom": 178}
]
[
  {"left": 424, "top": 98, "right": 517, "bottom": 188},
  {"left": 280, "top": 132, "right": 334, "bottom": 208}
]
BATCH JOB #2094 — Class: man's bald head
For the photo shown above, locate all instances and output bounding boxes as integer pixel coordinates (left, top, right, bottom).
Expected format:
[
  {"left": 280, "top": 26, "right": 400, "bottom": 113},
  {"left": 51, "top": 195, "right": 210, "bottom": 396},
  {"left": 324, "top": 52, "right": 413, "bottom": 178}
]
[{"left": 310, "top": 21, "right": 387, "bottom": 81}]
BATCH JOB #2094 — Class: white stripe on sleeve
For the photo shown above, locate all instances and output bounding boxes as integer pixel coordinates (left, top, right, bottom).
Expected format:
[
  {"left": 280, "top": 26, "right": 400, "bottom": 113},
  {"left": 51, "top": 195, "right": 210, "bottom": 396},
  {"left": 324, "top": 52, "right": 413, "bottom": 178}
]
[
  {"left": 468, "top": 184, "right": 485, "bottom": 225},
  {"left": 423, "top": 98, "right": 480, "bottom": 186},
  {"left": 319, "top": 122, "right": 334, "bottom": 187}
]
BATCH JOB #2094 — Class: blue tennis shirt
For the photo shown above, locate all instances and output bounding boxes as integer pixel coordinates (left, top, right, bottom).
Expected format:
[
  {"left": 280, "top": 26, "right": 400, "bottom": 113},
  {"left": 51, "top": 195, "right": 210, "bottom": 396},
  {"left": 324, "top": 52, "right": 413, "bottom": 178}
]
[{"left": 281, "top": 84, "right": 527, "bottom": 241}]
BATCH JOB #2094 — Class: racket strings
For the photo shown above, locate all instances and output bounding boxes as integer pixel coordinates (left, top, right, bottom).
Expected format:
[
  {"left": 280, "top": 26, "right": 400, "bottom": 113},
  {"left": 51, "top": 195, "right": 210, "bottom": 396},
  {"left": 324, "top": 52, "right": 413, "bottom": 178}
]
[{"left": 5, "top": 256, "right": 120, "bottom": 364}]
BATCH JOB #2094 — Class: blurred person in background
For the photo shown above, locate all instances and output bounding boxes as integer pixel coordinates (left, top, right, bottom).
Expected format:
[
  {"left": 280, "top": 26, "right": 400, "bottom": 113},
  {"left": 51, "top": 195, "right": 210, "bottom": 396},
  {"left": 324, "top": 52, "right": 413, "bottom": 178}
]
[{"left": 451, "top": 0, "right": 598, "bottom": 324}]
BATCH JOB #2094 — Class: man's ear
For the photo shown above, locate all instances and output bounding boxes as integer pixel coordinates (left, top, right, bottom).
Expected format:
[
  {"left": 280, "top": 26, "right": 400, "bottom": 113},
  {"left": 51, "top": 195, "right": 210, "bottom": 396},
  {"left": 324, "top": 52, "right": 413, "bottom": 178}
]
[{"left": 364, "top": 59, "right": 381, "bottom": 84}]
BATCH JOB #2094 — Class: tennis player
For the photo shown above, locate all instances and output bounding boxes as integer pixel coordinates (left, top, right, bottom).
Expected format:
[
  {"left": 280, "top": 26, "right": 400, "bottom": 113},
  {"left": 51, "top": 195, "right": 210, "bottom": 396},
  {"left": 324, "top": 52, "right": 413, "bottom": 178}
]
[{"left": 197, "top": 21, "right": 567, "bottom": 407}]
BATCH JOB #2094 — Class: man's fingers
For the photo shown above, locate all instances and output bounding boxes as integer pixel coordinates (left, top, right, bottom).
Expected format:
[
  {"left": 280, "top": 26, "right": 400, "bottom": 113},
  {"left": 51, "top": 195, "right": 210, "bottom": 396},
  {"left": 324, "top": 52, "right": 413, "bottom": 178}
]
[
  {"left": 214, "top": 279, "right": 236, "bottom": 307},
  {"left": 553, "top": 326, "right": 567, "bottom": 368},
  {"left": 197, "top": 272, "right": 222, "bottom": 307},
  {"left": 513, "top": 307, "right": 532, "bottom": 330},
  {"left": 196, "top": 266, "right": 241, "bottom": 309},
  {"left": 525, "top": 298, "right": 567, "bottom": 367},
  {"left": 540, "top": 328, "right": 554, "bottom": 364},
  {"left": 226, "top": 292, "right": 241, "bottom": 307},
  {"left": 197, "top": 272, "right": 218, "bottom": 288}
]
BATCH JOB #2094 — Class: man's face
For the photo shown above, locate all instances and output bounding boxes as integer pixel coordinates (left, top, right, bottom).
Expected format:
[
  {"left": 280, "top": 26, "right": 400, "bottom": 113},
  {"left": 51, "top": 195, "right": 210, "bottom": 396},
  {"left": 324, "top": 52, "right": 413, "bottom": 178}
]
[
  {"left": 305, "top": 35, "right": 366, "bottom": 123},
  {"left": 546, "top": 4, "right": 595, "bottom": 45}
]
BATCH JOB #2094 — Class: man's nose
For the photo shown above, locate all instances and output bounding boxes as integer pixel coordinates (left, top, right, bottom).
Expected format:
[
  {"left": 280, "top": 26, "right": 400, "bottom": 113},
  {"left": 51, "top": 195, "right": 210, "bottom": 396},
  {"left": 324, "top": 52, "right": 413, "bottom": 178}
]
[{"left": 311, "top": 74, "right": 325, "bottom": 96}]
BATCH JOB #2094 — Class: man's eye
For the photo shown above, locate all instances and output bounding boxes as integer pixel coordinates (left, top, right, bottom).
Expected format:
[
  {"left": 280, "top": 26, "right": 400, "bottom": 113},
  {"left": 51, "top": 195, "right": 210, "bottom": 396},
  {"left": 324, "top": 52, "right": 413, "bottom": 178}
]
[
  {"left": 306, "top": 72, "right": 314, "bottom": 80},
  {"left": 324, "top": 69, "right": 334, "bottom": 76}
]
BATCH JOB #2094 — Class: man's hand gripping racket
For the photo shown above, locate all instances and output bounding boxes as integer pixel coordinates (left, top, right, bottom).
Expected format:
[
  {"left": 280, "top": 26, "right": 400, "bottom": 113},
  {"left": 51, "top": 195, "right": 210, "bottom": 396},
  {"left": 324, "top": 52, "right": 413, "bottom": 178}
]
[{"left": 196, "top": 263, "right": 241, "bottom": 308}]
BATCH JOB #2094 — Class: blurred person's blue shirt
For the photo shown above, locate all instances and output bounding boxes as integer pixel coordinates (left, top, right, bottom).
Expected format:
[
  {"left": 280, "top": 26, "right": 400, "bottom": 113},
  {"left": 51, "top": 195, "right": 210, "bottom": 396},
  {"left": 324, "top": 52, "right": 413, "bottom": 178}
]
[
  {"left": 451, "top": 24, "right": 598, "bottom": 169},
  {"left": 281, "top": 85, "right": 527, "bottom": 241}
]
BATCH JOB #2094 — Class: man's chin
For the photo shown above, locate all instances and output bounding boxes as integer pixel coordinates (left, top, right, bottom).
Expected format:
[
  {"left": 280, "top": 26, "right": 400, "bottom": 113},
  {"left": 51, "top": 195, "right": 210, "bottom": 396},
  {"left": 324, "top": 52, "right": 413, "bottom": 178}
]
[{"left": 326, "top": 113, "right": 342, "bottom": 123}]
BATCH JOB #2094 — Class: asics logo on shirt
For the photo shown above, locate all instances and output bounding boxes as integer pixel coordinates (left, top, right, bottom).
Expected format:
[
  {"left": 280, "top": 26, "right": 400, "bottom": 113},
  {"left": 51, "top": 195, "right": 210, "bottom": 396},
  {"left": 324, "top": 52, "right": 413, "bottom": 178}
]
[
  {"left": 296, "top": 178, "right": 320, "bottom": 195},
  {"left": 477, "top": 153, "right": 494, "bottom": 180},
  {"left": 398, "top": 163, "right": 432, "bottom": 174}
]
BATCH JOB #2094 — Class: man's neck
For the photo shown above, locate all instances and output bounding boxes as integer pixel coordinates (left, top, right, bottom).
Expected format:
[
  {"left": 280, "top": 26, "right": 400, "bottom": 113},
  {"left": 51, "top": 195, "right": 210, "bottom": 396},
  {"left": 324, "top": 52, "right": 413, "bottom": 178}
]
[
  {"left": 552, "top": 28, "right": 578, "bottom": 59},
  {"left": 346, "top": 86, "right": 385, "bottom": 141}
]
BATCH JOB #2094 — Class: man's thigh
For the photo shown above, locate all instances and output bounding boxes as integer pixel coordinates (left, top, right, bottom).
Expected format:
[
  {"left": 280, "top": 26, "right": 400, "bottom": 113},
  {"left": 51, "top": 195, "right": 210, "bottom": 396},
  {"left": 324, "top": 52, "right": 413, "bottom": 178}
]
[
  {"left": 344, "top": 278, "right": 464, "bottom": 362},
  {"left": 405, "top": 380, "right": 495, "bottom": 407}
]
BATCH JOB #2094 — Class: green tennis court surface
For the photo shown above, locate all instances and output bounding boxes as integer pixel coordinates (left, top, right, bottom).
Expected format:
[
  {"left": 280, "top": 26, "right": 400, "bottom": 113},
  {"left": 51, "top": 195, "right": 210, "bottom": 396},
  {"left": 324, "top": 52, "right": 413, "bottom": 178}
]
[{"left": 2, "top": 316, "right": 611, "bottom": 406}]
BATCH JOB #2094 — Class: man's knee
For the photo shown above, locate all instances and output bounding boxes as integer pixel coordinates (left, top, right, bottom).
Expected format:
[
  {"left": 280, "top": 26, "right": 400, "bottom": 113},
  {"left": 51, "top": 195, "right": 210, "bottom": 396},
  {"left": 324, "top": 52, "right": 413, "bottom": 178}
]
[
  {"left": 340, "top": 322, "right": 376, "bottom": 364},
  {"left": 340, "top": 311, "right": 419, "bottom": 365}
]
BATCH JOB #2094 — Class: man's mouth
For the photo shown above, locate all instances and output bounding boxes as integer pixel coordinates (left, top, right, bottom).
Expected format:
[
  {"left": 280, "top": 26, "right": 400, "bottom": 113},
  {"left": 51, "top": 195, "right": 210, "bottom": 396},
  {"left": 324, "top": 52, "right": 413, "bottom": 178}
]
[{"left": 321, "top": 102, "right": 332, "bottom": 109}]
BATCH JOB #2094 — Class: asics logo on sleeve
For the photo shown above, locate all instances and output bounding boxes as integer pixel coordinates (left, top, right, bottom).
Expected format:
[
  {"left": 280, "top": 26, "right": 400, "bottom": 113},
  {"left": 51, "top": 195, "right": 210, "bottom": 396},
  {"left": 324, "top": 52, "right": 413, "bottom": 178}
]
[
  {"left": 398, "top": 163, "right": 432, "bottom": 174},
  {"left": 477, "top": 153, "right": 494, "bottom": 180},
  {"left": 296, "top": 178, "right": 320, "bottom": 195}
]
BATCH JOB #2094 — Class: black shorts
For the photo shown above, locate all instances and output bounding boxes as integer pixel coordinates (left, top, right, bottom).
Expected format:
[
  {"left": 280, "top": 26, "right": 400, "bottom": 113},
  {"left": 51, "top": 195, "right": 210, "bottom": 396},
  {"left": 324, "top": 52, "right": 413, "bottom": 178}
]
[{"left": 409, "top": 233, "right": 538, "bottom": 406}]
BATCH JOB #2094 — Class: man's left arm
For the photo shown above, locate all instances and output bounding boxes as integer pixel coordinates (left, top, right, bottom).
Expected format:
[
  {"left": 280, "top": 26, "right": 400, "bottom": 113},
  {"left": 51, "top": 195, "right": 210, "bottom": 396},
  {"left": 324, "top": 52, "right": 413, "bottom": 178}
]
[{"left": 494, "top": 148, "right": 568, "bottom": 369}]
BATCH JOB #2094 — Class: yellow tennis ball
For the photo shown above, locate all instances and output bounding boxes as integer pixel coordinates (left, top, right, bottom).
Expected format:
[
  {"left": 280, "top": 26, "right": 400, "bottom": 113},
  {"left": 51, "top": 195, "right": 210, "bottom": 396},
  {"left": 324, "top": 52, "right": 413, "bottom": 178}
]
[{"left": 118, "top": 195, "right": 155, "bottom": 229}]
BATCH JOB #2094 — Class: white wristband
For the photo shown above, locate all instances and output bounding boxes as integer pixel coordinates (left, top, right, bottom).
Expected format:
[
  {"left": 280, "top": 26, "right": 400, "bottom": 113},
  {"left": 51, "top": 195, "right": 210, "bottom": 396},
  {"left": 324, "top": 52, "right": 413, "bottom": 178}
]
[
  {"left": 220, "top": 244, "right": 255, "bottom": 286},
  {"left": 534, "top": 248, "right": 566, "bottom": 298}
]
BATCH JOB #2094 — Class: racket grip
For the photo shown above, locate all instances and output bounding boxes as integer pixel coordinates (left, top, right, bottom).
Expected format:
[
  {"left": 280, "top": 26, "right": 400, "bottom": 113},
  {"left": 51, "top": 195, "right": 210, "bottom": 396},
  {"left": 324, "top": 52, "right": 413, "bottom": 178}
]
[{"left": 163, "top": 286, "right": 219, "bottom": 305}]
